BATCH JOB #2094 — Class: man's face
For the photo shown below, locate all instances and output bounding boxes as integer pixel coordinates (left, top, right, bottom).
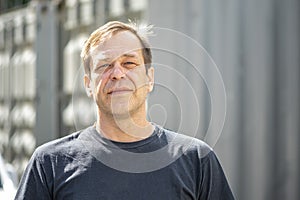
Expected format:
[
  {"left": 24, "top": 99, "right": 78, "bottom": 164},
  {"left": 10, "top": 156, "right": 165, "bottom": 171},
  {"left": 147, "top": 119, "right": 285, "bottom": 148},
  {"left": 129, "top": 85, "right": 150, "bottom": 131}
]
[{"left": 84, "top": 31, "right": 154, "bottom": 118}]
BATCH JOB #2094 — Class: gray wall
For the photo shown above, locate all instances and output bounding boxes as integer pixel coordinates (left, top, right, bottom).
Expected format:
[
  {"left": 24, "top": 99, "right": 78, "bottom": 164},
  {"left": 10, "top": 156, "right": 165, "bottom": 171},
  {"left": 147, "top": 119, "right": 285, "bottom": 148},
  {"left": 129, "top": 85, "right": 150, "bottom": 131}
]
[{"left": 148, "top": 0, "right": 300, "bottom": 199}]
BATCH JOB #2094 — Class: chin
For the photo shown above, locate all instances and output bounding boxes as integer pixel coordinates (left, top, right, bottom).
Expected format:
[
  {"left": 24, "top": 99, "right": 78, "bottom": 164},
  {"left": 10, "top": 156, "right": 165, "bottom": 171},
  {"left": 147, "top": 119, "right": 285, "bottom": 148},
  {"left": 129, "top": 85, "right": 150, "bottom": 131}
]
[
  {"left": 111, "top": 105, "right": 143, "bottom": 119},
  {"left": 110, "top": 110, "right": 132, "bottom": 120}
]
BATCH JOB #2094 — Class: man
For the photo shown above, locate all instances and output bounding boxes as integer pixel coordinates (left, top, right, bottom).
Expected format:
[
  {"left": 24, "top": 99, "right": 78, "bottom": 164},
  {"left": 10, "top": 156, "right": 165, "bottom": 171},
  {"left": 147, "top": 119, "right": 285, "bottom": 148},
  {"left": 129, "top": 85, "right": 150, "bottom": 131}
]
[{"left": 15, "top": 21, "right": 234, "bottom": 199}]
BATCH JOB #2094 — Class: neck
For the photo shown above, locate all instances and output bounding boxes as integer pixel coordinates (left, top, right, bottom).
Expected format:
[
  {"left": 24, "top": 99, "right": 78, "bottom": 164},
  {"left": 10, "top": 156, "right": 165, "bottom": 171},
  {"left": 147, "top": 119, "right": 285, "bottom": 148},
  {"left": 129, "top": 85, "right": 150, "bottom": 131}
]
[{"left": 95, "top": 107, "right": 154, "bottom": 142}]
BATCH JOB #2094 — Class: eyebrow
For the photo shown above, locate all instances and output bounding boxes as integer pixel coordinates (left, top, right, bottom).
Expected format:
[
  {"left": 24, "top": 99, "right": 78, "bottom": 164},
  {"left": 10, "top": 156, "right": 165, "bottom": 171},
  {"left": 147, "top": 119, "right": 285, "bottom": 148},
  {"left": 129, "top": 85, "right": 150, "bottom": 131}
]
[
  {"left": 122, "top": 53, "right": 138, "bottom": 58},
  {"left": 96, "top": 53, "right": 138, "bottom": 61}
]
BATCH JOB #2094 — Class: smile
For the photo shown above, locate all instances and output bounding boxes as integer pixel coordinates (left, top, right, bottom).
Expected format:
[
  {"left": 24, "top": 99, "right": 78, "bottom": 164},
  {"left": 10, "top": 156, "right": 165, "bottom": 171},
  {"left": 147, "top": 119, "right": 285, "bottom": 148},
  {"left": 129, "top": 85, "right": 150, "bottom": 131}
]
[{"left": 107, "top": 88, "right": 133, "bottom": 95}]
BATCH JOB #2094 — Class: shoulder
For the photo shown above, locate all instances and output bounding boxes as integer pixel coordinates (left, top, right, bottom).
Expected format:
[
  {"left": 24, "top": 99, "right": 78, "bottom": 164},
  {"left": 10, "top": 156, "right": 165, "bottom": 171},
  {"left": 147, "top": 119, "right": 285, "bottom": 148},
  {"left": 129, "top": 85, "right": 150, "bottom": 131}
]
[
  {"left": 32, "top": 127, "right": 91, "bottom": 162},
  {"left": 158, "top": 126, "right": 213, "bottom": 159}
]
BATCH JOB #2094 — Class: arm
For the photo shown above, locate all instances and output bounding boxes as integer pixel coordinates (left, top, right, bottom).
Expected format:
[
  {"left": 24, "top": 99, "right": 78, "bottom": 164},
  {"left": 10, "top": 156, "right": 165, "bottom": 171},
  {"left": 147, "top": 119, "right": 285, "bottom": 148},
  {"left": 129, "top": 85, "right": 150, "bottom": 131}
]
[
  {"left": 14, "top": 151, "right": 52, "bottom": 200},
  {"left": 198, "top": 151, "right": 235, "bottom": 200}
]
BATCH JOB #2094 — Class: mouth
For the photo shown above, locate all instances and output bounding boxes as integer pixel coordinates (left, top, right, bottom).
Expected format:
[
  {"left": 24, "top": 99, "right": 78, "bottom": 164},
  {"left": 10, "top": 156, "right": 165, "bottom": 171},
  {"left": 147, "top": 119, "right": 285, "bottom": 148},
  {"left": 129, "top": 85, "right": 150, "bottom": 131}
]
[{"left": 107, "top": 88, "right": 133, "bottom": 95}]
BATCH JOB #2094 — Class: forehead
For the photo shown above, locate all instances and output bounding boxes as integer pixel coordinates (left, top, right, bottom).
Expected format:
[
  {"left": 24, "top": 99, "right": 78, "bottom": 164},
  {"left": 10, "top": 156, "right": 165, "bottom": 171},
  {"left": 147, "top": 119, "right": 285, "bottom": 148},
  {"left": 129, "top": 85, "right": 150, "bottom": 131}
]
[{"left": 90, "top": 31, "right": 143, "bottom": 60}]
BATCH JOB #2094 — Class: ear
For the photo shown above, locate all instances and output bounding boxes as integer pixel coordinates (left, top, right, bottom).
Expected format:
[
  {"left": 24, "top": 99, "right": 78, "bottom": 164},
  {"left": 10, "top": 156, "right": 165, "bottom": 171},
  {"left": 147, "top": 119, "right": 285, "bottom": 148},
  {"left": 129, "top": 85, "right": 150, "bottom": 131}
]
[
  {"left": 147, "top": 67, "right": 154, "bottom": 92},
  {"left": 84, "top": 74, "right": 93, "bottom": 97}
]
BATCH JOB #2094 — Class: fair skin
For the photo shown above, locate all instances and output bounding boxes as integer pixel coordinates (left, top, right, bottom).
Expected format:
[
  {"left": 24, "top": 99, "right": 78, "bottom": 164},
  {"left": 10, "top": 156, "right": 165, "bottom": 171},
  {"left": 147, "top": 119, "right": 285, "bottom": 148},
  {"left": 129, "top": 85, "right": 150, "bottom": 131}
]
[{"left": 84, "top": 30, "right": 155, "bottom": 142}]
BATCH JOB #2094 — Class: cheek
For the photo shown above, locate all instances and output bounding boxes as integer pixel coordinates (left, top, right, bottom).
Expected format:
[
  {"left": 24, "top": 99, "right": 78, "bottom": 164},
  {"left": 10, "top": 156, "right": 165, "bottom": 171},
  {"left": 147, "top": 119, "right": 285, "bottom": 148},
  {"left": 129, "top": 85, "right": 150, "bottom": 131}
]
[
  {"left": 90, "top": 73, "right": 107, "bottom": 93},
  {"left": 127, "top": 68, "right": 149, "bottom": 88}
]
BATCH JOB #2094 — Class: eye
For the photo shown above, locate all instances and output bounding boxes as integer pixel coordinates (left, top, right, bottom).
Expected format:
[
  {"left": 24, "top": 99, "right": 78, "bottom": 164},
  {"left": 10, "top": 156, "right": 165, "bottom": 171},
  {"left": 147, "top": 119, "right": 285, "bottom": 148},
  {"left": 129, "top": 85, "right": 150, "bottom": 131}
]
[
  {"left": 123, "top": 62, "right": 138, "bottom": 68},
  {"left": 100, "top": 63, "right": 111, "bottom": 68},
  {"left": 94, "top": 63, "right": 111, "bottom": 73}
]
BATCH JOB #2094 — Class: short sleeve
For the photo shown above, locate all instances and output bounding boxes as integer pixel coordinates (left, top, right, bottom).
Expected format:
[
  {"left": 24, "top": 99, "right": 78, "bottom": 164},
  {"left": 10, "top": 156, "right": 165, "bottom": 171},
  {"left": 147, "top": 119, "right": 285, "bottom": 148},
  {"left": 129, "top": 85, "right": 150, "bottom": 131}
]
[
  {"left": 198, "top": 151, "right": 235, "bottom": 200},
  {"left": 14, "top": 151, "right": 52, "bottom": 200}
]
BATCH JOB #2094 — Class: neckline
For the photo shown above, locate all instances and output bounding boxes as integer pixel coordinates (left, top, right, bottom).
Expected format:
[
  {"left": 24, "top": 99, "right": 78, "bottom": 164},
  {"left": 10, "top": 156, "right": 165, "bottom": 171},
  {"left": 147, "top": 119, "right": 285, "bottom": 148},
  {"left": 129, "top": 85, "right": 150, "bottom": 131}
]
[{"left": 84, "top": 124, "right": 162, "bottom": 150}]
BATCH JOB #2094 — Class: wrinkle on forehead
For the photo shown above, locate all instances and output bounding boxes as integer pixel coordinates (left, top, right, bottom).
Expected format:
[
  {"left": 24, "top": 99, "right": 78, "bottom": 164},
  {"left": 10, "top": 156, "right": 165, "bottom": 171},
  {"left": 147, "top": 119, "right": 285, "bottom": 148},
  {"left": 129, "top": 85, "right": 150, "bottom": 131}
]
[
  {"left": 89, "top": 31, "right": 143, "bottom": 59},
  {"left": 91, "top": 48, "right": 137, "bottom": 59},
  {"left": 91, "top": 45, "right": 141, "bottom": 57},
  {"left": 90, "top": 48, "right": 142, "bottom": 69}
]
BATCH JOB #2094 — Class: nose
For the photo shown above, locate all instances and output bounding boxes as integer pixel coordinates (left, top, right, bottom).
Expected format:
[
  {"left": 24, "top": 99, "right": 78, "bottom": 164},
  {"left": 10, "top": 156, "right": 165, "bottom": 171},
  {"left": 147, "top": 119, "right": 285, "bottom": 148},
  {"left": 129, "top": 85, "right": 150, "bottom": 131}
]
[{"left": 109, "top": 62, "right": 126, "bottom": 80}]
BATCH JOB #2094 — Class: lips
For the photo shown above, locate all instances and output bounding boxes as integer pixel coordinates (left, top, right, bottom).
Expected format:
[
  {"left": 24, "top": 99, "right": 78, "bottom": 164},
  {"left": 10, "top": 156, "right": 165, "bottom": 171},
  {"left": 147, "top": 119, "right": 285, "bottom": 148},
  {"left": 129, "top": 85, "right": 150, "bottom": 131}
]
[{"left": 107, "top": 87, "right": 133, "bottom": 95}]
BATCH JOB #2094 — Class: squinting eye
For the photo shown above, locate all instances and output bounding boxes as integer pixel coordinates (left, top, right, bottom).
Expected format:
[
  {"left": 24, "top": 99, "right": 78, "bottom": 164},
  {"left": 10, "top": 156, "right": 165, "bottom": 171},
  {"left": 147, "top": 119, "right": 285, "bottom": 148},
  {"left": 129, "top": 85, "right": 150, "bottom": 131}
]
[
  {"left": 123, "top": 62, "right": 137, "bottom": 68},
  {"left": 100, "top": 63, "right": 111, "bottom": 68},
  {"left": 94, "top": 63, "right": 111, "bottom": 73}
]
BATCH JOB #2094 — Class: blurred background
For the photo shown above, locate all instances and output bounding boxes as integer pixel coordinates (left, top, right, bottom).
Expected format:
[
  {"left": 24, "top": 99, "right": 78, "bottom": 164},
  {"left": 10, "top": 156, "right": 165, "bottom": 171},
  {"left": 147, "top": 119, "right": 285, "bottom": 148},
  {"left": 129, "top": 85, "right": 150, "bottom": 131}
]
[{"left": 0, "top": 0, "right": 299, "bottom": 199}]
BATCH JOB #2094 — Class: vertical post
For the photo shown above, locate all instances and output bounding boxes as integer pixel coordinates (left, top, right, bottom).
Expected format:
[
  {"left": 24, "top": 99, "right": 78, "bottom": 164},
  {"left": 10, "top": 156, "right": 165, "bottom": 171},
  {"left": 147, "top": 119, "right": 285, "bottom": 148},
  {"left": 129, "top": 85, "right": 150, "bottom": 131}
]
[{"left": 34, "top": 1, "right": 59, "bottom": 146}]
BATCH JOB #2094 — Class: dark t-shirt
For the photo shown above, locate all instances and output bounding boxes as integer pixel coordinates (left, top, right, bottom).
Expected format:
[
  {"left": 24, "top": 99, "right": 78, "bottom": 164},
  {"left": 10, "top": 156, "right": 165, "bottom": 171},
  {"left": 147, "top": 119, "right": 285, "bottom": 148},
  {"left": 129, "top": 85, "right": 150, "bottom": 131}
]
[{"left": 15, "top": 125, "right": 234, "bottom": 200}]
